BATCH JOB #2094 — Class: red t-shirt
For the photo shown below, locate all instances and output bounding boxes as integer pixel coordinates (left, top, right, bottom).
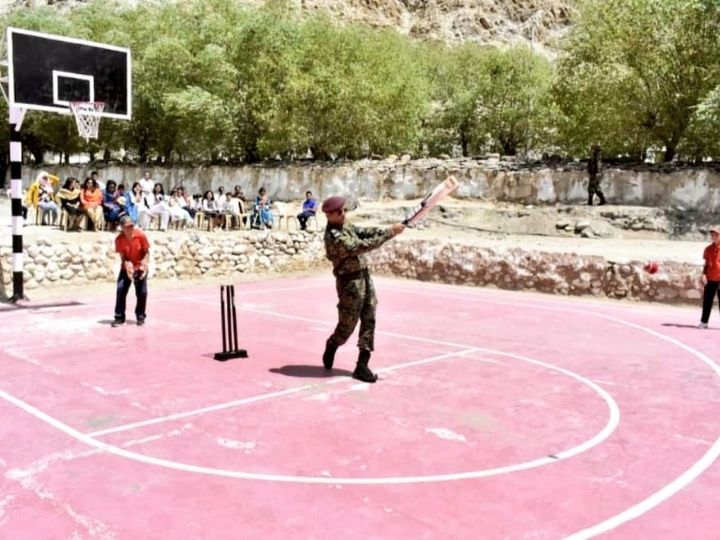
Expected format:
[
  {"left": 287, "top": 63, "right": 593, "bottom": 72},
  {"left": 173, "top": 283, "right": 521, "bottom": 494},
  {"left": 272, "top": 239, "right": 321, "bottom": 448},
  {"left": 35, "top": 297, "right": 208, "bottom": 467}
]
[
  {"left": 115, "top": 228, "right": 150, "bottom": 266},
  {"left": 703, "top": 243, "right": 720, "bottom": 281}
]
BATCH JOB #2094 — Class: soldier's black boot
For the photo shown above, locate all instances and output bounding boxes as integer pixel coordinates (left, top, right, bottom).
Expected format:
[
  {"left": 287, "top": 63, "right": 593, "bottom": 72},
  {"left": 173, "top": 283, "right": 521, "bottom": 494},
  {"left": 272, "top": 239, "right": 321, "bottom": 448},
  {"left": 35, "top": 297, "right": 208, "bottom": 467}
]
[
  {"left": 598, "top": 192, "right": 607, "bottom": 206},
  {"left": 352, "top": 349, "right": 378, "bottom": 383},
  {"left": 322, "top": 340, "right": 338, "bottom": 370}
]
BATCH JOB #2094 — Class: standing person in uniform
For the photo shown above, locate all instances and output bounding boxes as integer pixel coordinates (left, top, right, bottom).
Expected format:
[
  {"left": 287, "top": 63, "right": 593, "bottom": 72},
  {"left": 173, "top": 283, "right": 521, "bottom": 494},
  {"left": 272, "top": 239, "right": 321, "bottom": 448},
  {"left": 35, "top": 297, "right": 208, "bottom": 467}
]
[
  {"left": 699, "top": 226, "right": 720, "bottom": 329},
  {"left": 113, "top": 215, "right": 150, "bottom": 327},
  {"left": 587, "top": 144, "right": 606, "bottom": 206},
  {"left": 321, "top": 196, "right": 405, "bottom": 383}
]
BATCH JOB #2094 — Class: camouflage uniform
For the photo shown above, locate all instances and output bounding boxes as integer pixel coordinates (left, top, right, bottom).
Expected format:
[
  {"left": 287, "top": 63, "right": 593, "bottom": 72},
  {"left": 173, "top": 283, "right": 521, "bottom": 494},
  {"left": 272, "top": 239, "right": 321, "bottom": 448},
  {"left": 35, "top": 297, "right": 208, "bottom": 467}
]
[{"left": 324, "top": 222, "right": 395, "bottom": 351}]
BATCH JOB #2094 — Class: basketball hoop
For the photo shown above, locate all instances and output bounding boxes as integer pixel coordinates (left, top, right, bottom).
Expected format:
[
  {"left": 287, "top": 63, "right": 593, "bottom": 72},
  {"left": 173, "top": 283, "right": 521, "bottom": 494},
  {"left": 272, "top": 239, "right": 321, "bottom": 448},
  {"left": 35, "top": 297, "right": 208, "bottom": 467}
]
[{"left": 69, "top": 101, "right": 105, "bottom": 141}]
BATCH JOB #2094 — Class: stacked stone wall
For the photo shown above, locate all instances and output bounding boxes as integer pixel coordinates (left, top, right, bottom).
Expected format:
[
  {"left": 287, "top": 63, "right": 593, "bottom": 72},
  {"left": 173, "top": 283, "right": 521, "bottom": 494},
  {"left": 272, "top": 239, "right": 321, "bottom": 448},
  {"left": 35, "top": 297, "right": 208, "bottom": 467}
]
[
  {"left": 0, "top": 233, "right": 704, "bottom": 305},
  {"left": 0, "top": 232, "right": 326, "bottom": 291},
  {"left": 369, "top": 240, "right": 703, "bottom": 304}
]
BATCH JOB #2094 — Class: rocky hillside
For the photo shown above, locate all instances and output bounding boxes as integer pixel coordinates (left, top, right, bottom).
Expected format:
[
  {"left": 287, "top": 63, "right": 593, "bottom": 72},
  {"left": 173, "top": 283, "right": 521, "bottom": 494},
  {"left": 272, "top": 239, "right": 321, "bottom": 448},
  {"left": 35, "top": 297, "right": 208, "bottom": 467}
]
[{"left": 1, "top": 0, "right": 574, "bottom": 52}]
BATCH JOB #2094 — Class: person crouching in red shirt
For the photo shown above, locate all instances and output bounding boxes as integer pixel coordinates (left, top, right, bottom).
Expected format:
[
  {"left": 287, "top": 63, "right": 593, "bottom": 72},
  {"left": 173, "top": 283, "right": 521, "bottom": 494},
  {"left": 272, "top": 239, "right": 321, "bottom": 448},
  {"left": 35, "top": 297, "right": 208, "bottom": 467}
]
[
  {"left": 699, "top": 226, "right": 720, "bottom": 329},
  {"left": 113, "top": 215, "right": 150, "bottom": 327}
]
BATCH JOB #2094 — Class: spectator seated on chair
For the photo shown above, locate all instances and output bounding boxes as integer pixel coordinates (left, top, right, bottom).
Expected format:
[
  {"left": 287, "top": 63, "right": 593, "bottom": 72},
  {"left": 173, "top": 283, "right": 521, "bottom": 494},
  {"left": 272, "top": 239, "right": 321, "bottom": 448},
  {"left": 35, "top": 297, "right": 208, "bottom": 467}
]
[
  {"left": 201, "top": 190, "right": 224, "bottom": 230},
  {"left": 297, "top": 190, "right": 318, "bottom": 231},
  {"left": 26, "top": 171, "right": 60, "bottom": 225},
  {"left": 215, "top": 186, "right": 226, "bottom": 205},
  {"left": 232, "top": 185, "right": 246, "bottom": 203},
  {"left": 141, "top": 183, "right": 171, "bottom": 231},
  {"left": 252, "top": 187, "right": 274, "bottom": 229},
  {"left": 57, "top": 177, "right": 84, "bottom": 231},
  {"left": 81, "top": 177, "right": 104, "bottom": 231},
  {"left": 176, "top": 187, "right": 196, "bottom": 219},
  {"left": 224, "top": 193, "right": 247, "bottom": 229},
  {"left": 127, "top": 182, "right": 144, "bottom": 225},
  {"left": 168, "top": 188, "right": 193, "bottom": 228},
  {"left": 102, "top": 180, "right": 123, "bottom": 229}
]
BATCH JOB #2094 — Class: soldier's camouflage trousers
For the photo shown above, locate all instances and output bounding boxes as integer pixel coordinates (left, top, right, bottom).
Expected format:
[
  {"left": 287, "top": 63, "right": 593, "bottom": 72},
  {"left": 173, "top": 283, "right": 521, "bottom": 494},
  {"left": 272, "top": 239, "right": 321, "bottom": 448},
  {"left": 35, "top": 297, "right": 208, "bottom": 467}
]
[{"left": 328, "top": 270, "right": 377, "bottom": 351}]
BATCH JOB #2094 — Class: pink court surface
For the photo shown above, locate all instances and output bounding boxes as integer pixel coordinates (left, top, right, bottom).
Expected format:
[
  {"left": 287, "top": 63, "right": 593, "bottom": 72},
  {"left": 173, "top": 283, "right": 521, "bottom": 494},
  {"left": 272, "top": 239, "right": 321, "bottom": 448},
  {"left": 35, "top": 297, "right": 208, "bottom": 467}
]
[{"left": 1, "top": 275, "right": 719, "bottom": 539}]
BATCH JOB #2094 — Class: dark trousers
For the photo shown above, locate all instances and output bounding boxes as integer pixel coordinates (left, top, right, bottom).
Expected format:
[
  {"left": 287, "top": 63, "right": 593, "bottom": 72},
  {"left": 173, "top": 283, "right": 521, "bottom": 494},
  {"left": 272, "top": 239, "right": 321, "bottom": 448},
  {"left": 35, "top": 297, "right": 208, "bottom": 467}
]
[
  {"left": 297, "top": 212, "right": 315, "bottom": 231},
  {"left": 701, "top": 280, "right": 720, "bottom": 324},
  {"left": 114, "top": 270, "right": 148, "bottom": 322},
  {"left": 588, "top": 175, "right": 606, "bottom": 205}
]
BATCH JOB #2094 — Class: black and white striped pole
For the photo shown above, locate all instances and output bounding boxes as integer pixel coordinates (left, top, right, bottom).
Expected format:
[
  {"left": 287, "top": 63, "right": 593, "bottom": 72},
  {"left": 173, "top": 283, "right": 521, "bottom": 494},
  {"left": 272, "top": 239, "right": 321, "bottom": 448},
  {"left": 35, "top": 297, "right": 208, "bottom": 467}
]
[{"left": 9, "top": 105, "right": 26, "bottom": 303}]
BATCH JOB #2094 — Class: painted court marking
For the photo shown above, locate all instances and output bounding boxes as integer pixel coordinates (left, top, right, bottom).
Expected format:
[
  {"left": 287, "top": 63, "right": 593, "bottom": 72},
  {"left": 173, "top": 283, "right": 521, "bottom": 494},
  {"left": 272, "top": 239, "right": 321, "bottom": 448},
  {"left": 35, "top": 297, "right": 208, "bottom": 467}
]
[
  {"left": 177, "top": 285, "right": 720, "bottom": 536},
  {"left": 383, "top": 283, "right": 720, "bottom": 539},
  {"left": 3, "top": 343, "right": 620, "bottom": 484},
  {"left": 1, "top": 280, "right": 719, "bottom": 538}
]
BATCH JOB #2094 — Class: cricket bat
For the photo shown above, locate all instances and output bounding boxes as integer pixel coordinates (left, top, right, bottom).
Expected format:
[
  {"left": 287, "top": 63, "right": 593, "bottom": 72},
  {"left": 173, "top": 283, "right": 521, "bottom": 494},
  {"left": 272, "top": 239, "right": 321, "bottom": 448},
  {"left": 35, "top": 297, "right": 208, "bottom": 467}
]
[{"left": 402, "top": 176, "right": 460, "bottom": 226}]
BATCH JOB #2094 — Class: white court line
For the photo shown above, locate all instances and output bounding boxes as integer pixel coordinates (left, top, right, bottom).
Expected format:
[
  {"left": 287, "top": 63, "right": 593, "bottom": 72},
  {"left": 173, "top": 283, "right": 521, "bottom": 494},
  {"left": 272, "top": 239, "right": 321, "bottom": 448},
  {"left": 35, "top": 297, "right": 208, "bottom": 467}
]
[
  {"left": 86, "top": 348, "right": 478, "bottom": 437},
  {"left": 181, "top": 285, "right": 720, "bottom": 537},
  {"left": 0, "top": 344, "right": 620, "bottom": 485},
  {"left": 377, "top": 282, "right": 720, "bottom": 539},
  {"left": 2, "top": 279, "right": 717, "bottom": 535}
]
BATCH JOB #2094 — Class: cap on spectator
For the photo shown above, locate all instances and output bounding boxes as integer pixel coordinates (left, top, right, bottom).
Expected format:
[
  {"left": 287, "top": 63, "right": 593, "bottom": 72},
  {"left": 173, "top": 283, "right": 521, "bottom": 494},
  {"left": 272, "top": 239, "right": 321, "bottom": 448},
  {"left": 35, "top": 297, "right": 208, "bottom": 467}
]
[
  {"left": 321, "top": 196, "right": 345, "bottom": 213},
  {"left": 710, "top": 226, "right": 720, "bottom": 234},
  {"left": 119, "top": 215, "right": 133, "bottom": 228}
]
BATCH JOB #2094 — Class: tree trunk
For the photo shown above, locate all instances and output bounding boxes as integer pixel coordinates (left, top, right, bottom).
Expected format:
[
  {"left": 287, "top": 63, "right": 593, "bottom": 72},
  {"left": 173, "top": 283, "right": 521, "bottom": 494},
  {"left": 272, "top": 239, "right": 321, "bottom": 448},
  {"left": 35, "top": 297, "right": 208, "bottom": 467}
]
[
  {"left": 0, "top": 154, "right": 8, "bottom": 189},
  {"left": 244, "top": 141, "right": 261, "bottom": 163},
  {"left": 138, "top": 138, "right": 148, "bottom": 163},
  {"left": 460, "top": 132, "right": 469, "bottom": 157},
  {"left": 502, "top": 140, "right": 517, "bottom": 156},
  {"left": 310, "top": 146, "right": 329, "bottom": 162},
  {"left": 663, "top": 144, "right": 676, "bottom": 162},
  {"left": 30, "top": 147, "right": 43, "bottom": 164}
]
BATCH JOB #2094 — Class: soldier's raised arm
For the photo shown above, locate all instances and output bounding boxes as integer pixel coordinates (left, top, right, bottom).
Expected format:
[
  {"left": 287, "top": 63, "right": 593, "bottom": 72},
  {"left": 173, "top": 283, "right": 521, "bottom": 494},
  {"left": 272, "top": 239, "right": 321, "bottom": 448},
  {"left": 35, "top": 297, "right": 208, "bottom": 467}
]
[{"left": 329, "top": 223, "right": 403, "bottom": 257}]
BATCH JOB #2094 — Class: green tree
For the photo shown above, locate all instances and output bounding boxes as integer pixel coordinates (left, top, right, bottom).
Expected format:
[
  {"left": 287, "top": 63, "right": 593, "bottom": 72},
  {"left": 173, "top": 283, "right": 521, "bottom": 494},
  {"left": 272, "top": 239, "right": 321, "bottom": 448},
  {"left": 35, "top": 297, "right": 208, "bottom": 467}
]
[
  {"left": 423, "top": 42, "right": 487, "bottom": 157},
  {"left": 261, "top": 18, "right": 427, "bottom": 160},
  {"left": 554, "top": 0, "right": 720, "bottom": 161},
  {"left": 476, "top": 47, "right": 554, "bottom": 156},
  {"left": 424, "top": 43, "right": 553, "bottom": 157}
]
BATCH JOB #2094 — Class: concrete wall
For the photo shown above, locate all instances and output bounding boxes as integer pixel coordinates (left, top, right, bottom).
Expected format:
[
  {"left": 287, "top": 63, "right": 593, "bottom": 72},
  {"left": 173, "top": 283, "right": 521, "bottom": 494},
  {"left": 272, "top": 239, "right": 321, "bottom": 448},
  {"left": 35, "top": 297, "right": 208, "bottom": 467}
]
[{"left": 18, "top": 158, "right": 720, "bottom": 210}]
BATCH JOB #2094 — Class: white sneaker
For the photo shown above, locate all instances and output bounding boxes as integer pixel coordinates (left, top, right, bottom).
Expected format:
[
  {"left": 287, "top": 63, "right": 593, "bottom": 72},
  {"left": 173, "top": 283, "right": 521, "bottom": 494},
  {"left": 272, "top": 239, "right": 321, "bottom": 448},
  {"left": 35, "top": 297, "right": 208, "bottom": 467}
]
[{"left": 698, "top": 323, "right": 708, "bottom": 329}]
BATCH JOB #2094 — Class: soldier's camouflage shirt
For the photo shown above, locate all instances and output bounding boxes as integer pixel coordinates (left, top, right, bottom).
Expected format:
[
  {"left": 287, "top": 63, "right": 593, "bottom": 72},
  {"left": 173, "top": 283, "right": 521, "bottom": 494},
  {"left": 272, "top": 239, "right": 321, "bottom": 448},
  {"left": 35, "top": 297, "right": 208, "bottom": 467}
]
[{"left": 324, "top": 222, "right": 394, "bottom": 277}]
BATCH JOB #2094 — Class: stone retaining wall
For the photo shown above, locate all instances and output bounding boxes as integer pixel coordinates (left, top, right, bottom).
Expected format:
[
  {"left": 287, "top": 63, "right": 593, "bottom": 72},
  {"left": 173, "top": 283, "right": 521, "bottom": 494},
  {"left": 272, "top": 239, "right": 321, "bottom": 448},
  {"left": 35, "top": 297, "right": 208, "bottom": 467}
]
[
  {"left": 0, "top": 234, "right": 704, "bottom": 305},
  {"left": 369, "top": 240, "right": 704, "bottom": 304},
  {"left": 0, "top": 232, "right": 327, "bottom": 292}
]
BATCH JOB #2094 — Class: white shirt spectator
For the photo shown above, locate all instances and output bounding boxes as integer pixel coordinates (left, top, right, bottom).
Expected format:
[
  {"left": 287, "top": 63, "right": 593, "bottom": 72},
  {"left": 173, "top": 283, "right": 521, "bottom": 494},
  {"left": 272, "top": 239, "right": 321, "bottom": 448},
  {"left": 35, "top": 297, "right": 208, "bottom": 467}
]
[{"left": 139, "top": 175, "right": 155, "bottom": 205}]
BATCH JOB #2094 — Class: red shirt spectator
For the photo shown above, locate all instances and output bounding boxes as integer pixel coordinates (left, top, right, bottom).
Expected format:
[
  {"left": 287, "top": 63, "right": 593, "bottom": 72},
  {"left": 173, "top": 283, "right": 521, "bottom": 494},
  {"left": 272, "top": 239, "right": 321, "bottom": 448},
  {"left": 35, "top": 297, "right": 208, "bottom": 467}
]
[
  {"left": 703, "top": 235, "right": 720, "bottom": 281},
  {"left": 116, "top": 226, "right": 149, "bottom": 266}
]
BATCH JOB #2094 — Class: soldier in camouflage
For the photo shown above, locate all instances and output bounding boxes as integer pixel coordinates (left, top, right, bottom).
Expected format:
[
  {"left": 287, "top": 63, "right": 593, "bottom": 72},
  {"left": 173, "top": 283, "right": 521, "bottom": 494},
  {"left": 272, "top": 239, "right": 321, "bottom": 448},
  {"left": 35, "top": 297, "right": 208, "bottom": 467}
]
[{"left": 321, "top": 196, "right": 406, "bottom": 383}]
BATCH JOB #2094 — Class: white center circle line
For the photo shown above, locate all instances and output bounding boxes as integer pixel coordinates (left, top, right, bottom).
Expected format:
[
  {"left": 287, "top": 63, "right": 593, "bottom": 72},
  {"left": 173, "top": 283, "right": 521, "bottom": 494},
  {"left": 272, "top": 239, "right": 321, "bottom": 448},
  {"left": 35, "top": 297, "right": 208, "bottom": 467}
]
[{"left": 0, "top": 346, "right": 619, "bottom": 485}]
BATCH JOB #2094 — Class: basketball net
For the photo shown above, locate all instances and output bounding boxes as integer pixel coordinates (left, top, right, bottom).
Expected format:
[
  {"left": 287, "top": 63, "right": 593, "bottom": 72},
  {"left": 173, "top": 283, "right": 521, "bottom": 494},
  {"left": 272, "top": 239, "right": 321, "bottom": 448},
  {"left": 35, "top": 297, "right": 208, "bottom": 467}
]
[{"left": 69, "top": 101, "right": 105, "bottom": 141}]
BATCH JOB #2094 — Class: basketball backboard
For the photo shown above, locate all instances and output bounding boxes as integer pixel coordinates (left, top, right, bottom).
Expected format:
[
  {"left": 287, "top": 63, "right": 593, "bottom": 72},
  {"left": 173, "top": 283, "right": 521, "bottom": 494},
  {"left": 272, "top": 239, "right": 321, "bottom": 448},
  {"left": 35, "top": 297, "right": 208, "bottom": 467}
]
[{"left": 4, "top": 27, "right": 131, "bottom": 119}]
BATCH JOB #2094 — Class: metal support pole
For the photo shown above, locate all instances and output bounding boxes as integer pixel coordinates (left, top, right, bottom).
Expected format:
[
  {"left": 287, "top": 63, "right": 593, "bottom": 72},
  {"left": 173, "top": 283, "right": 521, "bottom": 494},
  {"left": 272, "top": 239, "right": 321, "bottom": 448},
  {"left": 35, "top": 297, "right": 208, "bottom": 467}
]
[{"left": 9, "top": 106, "right": 26, "bottom": 303}]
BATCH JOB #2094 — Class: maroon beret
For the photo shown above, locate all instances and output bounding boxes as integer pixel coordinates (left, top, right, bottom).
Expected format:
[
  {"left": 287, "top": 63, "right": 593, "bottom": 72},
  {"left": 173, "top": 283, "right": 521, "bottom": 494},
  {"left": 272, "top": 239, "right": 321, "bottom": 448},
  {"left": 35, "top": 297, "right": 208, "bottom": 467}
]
[{"left": 321, "top": 196, "right": 345, "bottom": 213}]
